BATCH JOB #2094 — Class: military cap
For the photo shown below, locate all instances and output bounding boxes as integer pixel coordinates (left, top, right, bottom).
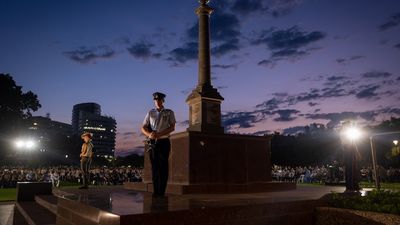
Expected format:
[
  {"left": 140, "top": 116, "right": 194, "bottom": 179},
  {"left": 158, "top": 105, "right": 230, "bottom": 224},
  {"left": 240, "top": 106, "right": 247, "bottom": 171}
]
[{"left": 153, "top": 92, "right": 166, "bottom": 100}]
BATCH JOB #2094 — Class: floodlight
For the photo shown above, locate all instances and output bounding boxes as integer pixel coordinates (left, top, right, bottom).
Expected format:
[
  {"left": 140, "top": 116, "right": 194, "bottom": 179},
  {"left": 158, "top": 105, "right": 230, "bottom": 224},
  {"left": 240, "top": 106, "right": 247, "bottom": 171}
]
[
  {"left": 394, "top": 140, "right": 399, "bottom": 146},
  {"left": 26, "top": 140, "right": 35, "bottom": 149},
  {"left": 344, "top": 127, "right": 362, "bottom": 141},
  {"left": 15, "top": 140, "right": 24, "bottom": 148}
]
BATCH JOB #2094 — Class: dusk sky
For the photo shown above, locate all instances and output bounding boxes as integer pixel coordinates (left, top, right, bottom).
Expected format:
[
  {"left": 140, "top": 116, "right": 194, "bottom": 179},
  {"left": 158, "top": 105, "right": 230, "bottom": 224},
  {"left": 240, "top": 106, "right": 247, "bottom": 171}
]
[{"left": 1, "top": 0, "right": 400, "bottom": 156}]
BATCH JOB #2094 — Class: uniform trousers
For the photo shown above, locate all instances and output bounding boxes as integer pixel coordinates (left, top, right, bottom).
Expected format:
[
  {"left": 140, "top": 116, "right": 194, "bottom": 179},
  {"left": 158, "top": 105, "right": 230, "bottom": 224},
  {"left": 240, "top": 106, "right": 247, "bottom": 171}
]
[
  {"left": 80, "top": 157, "right": 92, "bottom": 187},
  {"left": 149, "top": 138, "right": 170, "bottom": 196}
]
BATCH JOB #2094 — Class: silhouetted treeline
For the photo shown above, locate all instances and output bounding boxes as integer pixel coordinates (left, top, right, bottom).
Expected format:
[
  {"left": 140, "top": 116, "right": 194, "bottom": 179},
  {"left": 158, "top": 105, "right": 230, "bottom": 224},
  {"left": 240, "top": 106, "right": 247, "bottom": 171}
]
[
  {"left": 271, "top": 118, "right": 400, "bottom": 168},
  {"left": 271, "top": 129, "right": 342, "bottom": 166},
  {"left": 0, "top": 74, "right": 41, "bottom": 161}
]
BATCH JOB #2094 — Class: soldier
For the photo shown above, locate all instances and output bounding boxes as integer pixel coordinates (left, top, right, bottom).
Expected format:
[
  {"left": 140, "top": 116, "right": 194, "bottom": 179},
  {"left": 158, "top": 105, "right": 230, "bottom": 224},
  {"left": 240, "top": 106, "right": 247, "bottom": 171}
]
[
  {"left": 79, "top": 132, "right": 94, "bottom": 189},
  {"left": 141, "top": 92, "right": 176, "bottom": 197}
]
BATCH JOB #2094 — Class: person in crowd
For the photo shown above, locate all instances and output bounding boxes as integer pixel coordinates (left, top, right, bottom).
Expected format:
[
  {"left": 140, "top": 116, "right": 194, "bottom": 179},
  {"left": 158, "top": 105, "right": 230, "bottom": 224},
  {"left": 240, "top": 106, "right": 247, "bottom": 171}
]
[{"left": 51, "top": 170, "right": 60, "bottom": 187}]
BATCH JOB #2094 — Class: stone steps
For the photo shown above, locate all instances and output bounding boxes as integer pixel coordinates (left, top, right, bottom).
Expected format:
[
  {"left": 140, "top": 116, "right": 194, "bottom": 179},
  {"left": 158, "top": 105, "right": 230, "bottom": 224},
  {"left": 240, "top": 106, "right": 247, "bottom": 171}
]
[
  {"left": 117, "top": 199, "right": 324, "bottom": 225},
  {"left": 15, "top": 182, "right": 333, "bottom": 225},
  {"left": 16, "top": 201, "right": 56, "bottom": 225},
  {"left": 209, "top": 211, "right": 315, "bottom": 225},
  {"left": 35, "top": 195, "right": 58, "bottom": 215},
  {"left": 16, "top": 182, "right": 57, "bottom": 225},
  {"left": 10, "top": 205, "right": 29, "bottom": 225}
]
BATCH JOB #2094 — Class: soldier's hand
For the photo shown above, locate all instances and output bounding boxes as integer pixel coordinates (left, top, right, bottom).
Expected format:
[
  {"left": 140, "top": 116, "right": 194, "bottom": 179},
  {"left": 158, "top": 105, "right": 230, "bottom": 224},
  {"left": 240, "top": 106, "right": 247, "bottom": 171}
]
[{"left": 149, "top": 132, "right": 157, "bottom": 139}]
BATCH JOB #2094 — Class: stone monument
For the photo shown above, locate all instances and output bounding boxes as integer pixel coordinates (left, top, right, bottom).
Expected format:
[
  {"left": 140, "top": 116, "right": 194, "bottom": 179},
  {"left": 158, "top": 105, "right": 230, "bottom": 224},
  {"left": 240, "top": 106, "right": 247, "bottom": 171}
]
[
  {"left": 126, "top": 0, "right": 295, "bottom": 194},
  {"left": 186, "top": 0, "right": 224, "bottom": 134}
]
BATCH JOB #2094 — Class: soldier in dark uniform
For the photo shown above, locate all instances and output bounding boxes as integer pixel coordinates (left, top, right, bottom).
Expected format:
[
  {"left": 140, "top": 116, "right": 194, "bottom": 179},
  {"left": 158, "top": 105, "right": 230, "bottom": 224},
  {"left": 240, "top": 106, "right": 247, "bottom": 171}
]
[{"left": 141, "top": 92, "right": 176, "bottom": 197}]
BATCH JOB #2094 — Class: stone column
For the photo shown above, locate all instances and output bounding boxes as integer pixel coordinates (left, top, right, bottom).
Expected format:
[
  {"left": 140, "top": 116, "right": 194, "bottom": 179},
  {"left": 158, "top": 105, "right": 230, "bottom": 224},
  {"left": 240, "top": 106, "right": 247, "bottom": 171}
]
[
  {"left": 197, "top": 0, "right": 212, "bottom": 88},
  {"left": 186, "top": 0, "right": 224, "bottom": 134}
]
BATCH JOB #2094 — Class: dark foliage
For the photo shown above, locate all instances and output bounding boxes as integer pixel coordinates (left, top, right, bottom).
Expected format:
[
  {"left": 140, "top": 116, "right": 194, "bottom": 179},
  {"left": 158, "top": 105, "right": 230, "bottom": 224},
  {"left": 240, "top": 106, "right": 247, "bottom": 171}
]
[
  {"left": 271, "top": 117, "right": 400, "bottom": 167},
  {"left": 271, "top": 131, "right": 342, "bottom": 166},
  {"left": 329, "top": 190, "right": 400, "bottom": 215},
  {"left": 0, "top": 74, "right": 41, "bottom": 160},
  {"left": 0, "top": 74, "right": 41, "bottom": 129}
]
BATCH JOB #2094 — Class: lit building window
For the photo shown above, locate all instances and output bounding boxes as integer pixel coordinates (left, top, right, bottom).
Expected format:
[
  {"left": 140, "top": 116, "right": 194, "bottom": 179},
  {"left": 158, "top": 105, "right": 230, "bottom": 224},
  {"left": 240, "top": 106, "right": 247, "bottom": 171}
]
[{"left": 83, "top": 126, "right": 106, "bottom": 131}]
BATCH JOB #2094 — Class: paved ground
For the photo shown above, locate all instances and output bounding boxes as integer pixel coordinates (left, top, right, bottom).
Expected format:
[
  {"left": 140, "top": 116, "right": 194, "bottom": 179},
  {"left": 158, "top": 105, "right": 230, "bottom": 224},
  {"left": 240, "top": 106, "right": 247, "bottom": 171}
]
[
  {"left": 1, "top": 184, "right": 347, "bottom": 224},
  {"left": 56, "top": 185, "right": 346, "bottom": 215},
  {"left": 0, "top": 202, "right": 15, "bottom": 225}
]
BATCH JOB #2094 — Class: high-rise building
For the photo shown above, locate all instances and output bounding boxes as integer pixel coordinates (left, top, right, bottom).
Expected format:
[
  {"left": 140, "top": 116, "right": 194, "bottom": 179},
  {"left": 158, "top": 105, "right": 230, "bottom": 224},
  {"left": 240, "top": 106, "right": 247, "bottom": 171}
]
[
  {"left": 27, "top": 116, "right": 72, "bottom": 138},
  {"left": 72, "top": 103, "right": 117, "bottom": 157},
  {"left": 72, "top": 103, "right": 101, "bottom": 134}
]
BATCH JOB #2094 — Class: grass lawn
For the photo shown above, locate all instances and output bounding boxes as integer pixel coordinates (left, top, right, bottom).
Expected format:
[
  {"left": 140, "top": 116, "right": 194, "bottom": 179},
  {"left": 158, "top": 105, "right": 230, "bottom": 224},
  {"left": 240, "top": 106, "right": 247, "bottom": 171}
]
[
  {"left": 328, "top": 190, "right": 400, "bottom": 215},
  {"left": 0, "top": 181, "right": 125, "bottom": 201},
  {"left": 297, "top": 182, "right": 325, "bottom": 187},
  {"left": 360, "top": 181, "right": 400, "bottom": 191},
  {"left": 0, "top": 181, "right": 80, "bottom": 202},
  {"left": 0, "top": 188, "right": 16, "bottom": 201},
  {"left": 298, "top": 181, "right": 400, "bottom": 191}
]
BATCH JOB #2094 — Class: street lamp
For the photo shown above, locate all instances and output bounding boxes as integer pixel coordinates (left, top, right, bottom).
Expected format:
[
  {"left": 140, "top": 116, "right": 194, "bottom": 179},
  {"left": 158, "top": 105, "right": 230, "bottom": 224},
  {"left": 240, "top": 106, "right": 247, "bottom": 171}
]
[
  {"left": 340, "top": 123, "right": 362, "bottom": 192},
  {"left": 369, "top": 132, "right": 400, "bottom": 191},
  {"left": 393, "top": 140, "right": 399, "bottom": 157},
  {"left": 344, "top": 127, "right": 362, "bottom": 141}
]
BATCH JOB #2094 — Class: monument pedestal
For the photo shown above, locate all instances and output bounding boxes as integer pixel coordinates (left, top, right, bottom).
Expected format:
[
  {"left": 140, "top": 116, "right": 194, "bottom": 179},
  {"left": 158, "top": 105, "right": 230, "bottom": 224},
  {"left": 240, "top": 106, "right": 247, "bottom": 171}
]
[{"left": 126, "top": 131, "right": 295, "bottom": 194}]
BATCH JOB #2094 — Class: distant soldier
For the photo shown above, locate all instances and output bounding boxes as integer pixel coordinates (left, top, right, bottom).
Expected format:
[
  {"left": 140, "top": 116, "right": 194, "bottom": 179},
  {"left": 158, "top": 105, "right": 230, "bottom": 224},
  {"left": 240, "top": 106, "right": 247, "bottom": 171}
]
[
  {"left": 79, "top": 132, "right": 94, "bottom": 189},
  {"left": 141, "top": 92, "right": 176, "bottom": 197}
]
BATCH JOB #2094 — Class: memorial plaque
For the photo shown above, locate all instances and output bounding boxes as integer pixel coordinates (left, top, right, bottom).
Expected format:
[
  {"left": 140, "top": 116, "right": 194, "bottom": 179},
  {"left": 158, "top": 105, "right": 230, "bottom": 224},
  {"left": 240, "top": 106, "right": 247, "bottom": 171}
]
[
  {"left": 206, "top": 102, "right": 220, "bottom": 125},
  {"left": 191, "top": 103, "right": 201, "bottom": 125}
]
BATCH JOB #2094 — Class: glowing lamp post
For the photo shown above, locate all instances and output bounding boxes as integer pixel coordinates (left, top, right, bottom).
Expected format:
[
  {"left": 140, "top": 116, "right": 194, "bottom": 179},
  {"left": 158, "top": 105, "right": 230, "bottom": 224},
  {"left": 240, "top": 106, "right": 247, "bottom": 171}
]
[
  {"left": 393, "top": 140, "right": 399, "bottom": 157},
  {"left": 341, "top": 124, "right": 362, "bottom": 192},
  {"left": 344, "top": 127, "right": 362, "bottom": 142}
]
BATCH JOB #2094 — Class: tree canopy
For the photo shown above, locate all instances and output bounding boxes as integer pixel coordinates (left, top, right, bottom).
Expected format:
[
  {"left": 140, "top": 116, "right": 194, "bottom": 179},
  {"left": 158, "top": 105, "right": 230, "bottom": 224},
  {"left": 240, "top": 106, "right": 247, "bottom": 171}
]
[
  {"left": 271, "top": 117, "right": 400, "bottom": 168},
  {"left": 0, "top": 74, "right": 41, "bottom": 130}
]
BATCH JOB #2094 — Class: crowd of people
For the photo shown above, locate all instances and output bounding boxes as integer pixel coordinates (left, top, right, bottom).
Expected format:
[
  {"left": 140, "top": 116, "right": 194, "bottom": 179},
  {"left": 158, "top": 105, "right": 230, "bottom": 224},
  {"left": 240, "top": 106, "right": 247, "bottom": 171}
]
[
  {"left": 272, "top": 165, "right": 334, "bottom": 183},
  {"left": 0, "top": 165, "right": 143, "bottom": 188},
  {"left": 272, "top": 164, "right": 400, "bottom": 184},
  {"left": 2, "top": 164, "right": 400, "bottom": 188}
]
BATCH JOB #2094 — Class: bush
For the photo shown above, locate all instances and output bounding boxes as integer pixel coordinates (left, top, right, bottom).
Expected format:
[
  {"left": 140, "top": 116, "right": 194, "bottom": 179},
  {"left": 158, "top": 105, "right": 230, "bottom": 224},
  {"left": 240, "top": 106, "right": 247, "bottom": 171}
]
[{"left": 328, "top": 190, "right": 400, "bottom": 215}]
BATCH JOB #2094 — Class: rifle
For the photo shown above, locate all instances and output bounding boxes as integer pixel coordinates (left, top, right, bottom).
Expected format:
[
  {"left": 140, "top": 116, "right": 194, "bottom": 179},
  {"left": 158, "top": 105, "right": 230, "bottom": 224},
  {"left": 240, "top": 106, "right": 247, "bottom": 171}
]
[{"left": 145, "top": 138, "right": 156, "bottom": 153}]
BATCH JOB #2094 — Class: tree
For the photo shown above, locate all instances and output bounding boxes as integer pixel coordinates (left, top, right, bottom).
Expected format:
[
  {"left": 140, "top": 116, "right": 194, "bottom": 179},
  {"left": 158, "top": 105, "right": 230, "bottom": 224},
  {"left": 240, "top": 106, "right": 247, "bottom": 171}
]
[
  {"left": 0, "top": 74, "right": 41, "bottom": 158},
  {"left": 0, "top": 74, "right": 41, "bottom": 130}
]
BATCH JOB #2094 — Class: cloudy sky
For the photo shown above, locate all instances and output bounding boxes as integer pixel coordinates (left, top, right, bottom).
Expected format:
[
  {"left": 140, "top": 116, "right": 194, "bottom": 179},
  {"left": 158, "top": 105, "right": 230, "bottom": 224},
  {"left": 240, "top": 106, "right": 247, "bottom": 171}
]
[{"left": 1, "top": 0, "right": 400, "bottom": 155}]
